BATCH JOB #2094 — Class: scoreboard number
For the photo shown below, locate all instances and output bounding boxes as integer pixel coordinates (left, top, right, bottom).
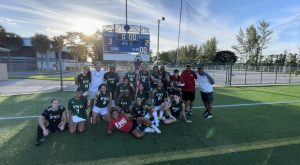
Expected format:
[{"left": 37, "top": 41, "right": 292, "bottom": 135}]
[
  {"left": 108, "top": 38, "right": 112, "bottom": 45},
  {"left": 140, "top": 47, "right": 148, "bottom": 54},
  {"left": 145, "top": 40, "right": 149, "bottom": 46}
]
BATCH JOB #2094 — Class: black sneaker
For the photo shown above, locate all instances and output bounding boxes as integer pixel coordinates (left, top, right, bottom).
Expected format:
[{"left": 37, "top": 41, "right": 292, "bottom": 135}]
[
  {"left": 35, "top": 138, "right": 45, "bottom": 147},
  {"left": 204, "top": 112, "right": 212, "bottom": 119},
  {"left": 187, "top": 110, "right": 193, "bottom": 116},
  {"left": 203, "top": 111, "right": 209, "bottom": 117}
]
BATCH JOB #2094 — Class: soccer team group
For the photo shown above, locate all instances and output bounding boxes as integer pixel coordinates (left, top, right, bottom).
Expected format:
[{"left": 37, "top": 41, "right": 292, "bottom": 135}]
[{"left": 35, "top": 59, "right": 215, "bottom": 146}]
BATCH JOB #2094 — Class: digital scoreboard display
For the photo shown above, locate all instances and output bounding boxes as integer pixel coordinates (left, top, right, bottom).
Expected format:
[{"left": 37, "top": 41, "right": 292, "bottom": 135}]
[{"left": 102, "top": 31, "right": 150, "bottom": 54}]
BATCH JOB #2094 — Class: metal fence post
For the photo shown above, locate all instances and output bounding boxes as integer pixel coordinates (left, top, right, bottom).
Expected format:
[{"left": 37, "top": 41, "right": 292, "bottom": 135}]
[
  {"left": 229, "top": 63, "right": 233, "bottom": 86},
  {"left": 60, "top": 60, "right": 63, "bottom": 92},
  {"left": 275, "top": 65, "right": 278, "bottom": 84},
  {"left": 260, "top": 65, "right": 263, "bottom": 84},
  {"left": 289, "top": 65, "right": 292, "bottom": 84},
  {"left": 244, "top": 64, "right": 248, "bottom": 85}
]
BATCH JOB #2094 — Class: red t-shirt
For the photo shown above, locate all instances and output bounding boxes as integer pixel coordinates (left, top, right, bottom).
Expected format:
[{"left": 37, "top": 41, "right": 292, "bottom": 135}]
[
  {"left": 171, "top": 74, "right": 182, "bottom": 84},
  {"left": 108, "top": 114, "right": 133, "bottom": 133},
  {"left": 181, "top": 70, "right": 197, "bottom": 92}
]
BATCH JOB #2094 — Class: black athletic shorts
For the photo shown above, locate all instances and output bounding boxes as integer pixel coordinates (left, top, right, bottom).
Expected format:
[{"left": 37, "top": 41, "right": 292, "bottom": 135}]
[
  {"left": 130, "top": 119, "right": 138, "bottom": 133},
  {"left": 201, "top": 91, "right": 213, "bottom": 104},
  {"left": 182, "top": 91, "right": 195, "bottom": 101}
]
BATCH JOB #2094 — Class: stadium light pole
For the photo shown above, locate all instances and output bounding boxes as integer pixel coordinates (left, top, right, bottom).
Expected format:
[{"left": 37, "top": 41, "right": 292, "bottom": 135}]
[{"left": 157, "top": 17, "right": 165, "bottom": 66}]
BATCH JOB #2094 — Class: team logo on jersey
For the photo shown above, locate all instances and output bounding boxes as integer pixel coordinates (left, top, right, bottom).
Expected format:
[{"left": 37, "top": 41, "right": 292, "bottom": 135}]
[{"left": 115, "top": 117, "right": 127, "bottom": 128}]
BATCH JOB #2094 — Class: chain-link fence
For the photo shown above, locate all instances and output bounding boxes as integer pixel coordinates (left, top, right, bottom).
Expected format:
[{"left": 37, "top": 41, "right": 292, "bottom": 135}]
[
  {"left": 160, "top": 64, "right": 300, "bottom": 86},
  {"left": 3, "top": 58, "right": 300, "bottom": 91}
]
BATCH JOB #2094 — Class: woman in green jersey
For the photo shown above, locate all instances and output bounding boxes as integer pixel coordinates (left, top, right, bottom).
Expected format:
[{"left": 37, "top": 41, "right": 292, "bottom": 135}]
[{"left": 92, "top": 84, "right": 112, "bottom": 125}]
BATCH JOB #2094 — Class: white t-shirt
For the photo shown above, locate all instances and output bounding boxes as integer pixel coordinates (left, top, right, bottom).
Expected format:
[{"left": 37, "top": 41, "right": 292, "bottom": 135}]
[
  {"left": 89, "top": 68, "right": 105, "bottom": 92},
  {"left": 196, "top": 73, "right": 213, "bottom": 93}
]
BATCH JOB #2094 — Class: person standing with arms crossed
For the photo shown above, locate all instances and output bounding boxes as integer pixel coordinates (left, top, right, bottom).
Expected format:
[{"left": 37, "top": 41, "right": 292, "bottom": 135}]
[
  {"left": 180, "top": 64, "right": 197, "bottom": 116},
  {"left": 196, "top": 66, "right": 215, "bottom": 119}
]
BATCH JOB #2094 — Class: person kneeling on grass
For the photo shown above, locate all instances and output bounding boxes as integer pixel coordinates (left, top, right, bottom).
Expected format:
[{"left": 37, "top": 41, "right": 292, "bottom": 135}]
[
  {"left": 35, "top": 98, "right": 67, "bottom": 146},
  {"left": 107, "top": 107, "right": 155, "bottom": 138},
  {"left": 68, "top": 87, "right": 88, "bottom": 133},
  {"left": 91, "top": 84, "right": 112, "bottom": 125},
  {"left": 163, "top": 94, "right": 192, "bottom": 124},
  {"left": 130, "top": 97, "right": 161, "bottom": 133}
]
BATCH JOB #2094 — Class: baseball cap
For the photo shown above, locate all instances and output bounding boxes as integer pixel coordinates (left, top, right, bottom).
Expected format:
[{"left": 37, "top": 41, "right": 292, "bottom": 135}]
[{"left": 186, "top": 64, "right": 191, "bottom": 67}]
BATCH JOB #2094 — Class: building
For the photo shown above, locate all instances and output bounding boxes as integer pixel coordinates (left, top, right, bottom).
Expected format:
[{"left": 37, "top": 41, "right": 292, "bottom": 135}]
[{"left": 0, "top": 38, "right": 75, "bottom": 72}]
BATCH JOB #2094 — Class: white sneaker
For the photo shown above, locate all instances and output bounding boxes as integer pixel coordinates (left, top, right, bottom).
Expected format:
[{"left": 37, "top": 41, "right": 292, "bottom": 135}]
[
  {"left": 151, "top": 125, "right": 161, "bottom": 134},
  {"left": 155, "top": 120, "right": 160, "bottom": 127},
  {"left": 144, "top": 127, "right": 155, "bottom": 133}
]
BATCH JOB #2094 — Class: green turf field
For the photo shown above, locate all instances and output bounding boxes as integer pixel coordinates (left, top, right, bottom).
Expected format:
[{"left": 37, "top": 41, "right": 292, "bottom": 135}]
[{"left": 1, "top": 86, "right": 300, "bottom": 165}]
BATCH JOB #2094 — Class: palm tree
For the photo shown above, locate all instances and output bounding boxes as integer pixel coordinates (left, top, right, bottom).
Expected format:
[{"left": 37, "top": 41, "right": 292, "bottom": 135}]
[
  {"left": 52, "top": 35, "right": 64, "bottom": 70},
  {"left": 31, "top": 34, "right": 50, "bottom": 71}
]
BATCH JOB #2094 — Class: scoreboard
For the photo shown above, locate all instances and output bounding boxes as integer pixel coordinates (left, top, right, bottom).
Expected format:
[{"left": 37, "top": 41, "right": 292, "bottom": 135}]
[{"left": 102, "top": 32, "right": 150, "bottom": 54}]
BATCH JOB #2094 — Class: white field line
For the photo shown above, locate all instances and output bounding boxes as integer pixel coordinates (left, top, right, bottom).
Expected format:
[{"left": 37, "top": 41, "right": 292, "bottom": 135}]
[
  {"left": 1, "top": 100, "right": 300, "bottom": 121},
  {"left": 0, "top": 115, "right": 39, "bottom": 120},
  {"left": 67, "top": 136, "right": 300, "bottom": 165},
  {"left": 194, "top": 100, "right": 300, "bottom": 109}
]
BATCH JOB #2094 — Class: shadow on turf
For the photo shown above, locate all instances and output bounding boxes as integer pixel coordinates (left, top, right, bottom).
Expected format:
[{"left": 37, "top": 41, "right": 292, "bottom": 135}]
[
  {"left": 1, "top": 92, "right": 300, "bottom": 164},
  {"left": 0, "top": 92, "right": 74, "bottom": 117}
]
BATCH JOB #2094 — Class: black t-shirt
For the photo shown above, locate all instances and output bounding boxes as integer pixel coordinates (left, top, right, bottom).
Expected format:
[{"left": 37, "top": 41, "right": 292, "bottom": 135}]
[
  {"left": 170, "top": 101, "right": 182, "bottom": 119},
  {"left": 153, "top": 88, "right": 167, "bottom": 106},
  {"left": 117, "top": 96, "right": 132, "bottom": 113},
  {"left": 104, "top": 71, "right": 120, "bottom": 92},
  {"left": 41, "top": 106, "right": 65, "bottom": 126},
  {"left": 130, "top": 103, "right": 148, "bottom": 118}
]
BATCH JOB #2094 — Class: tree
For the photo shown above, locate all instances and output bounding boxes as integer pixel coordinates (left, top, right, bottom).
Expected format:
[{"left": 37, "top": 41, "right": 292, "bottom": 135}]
[
  {"left": 31, "top": 34, "right": 51, "bottom": 71},
  {"left": 232, "top": 20, "right": 273, "bottom": 64},
  {"left": 52, "top": 35, "right": 65, "bottom": 70},
  {"left": 203, "top": 37, "right": 217, "bottom": 62},
  {"left": 89, "top": 29, "right": 103, "bottom": 62},
  {"left": 286, "top": 53, "right": 297, "bottom": 66},
  {"left": 1, "top": 32, "right": 23, "bottom": 71},
  {"left": 274, "top": 54, "right": 286, "bottom": 65},
  {"left": 213, "top": 50, "right": 238, "bottom": 64},
  {"left": 65, "top": 31, "right": 89, "bottom": 66},
  {"left": 0, "top": 25, "right": 6, "bottom": 44}
]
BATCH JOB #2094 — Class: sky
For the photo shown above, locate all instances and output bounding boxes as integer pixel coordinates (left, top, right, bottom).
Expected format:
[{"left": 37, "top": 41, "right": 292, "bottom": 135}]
[{"left": 1, "top": 0, "right": 300, "bottom": 57}]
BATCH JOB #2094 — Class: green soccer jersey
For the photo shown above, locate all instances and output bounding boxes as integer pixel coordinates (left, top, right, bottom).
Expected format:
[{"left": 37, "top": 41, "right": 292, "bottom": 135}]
[
  {"left": 139, "top": 71, "right": 150, "bottom": 86},
  {"left": 170, "top": 101, "right": 183, "bottom": 118},
  {"left": 95, "top": 92, "right": 110, "bottom": 108},
  {"left": 150, "top": 71, "right": 161, "bottom": 89},
  {"left": 137, "top": 90, "right": 149, "bottom": 102},
  {"left": 68, "top": 97, "right": 88, "bottom": 119},
  {"left": 130, "top": 103, "right": 147, "bottom": 118},
  {"left": 116, "top": 84, "right": 133, "bottom": 98},
  {"left": 125, "top": 71, "right": 137, "bottom": 87},
  {"left": 77, "top": 73, "right": 90, "bottom": 92},
  {"left": 104, "top": 71, "right": 120, "bottom": 93},
  {"left": 153, "top": 88, "right": 167, "bottom": 106},
  {"left": 117, "top": 96, "right": 132, "bottom": 109}
]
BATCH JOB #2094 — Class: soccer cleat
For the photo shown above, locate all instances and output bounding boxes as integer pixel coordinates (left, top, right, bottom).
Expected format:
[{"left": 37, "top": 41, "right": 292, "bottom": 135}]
[
  {"left": 151, "top": 125, "right": 161, "bottom": 134},
  {"left": 187, "top": 110, "right": 192, "bottom": 116},
  {"left": 203, "top": 111, "right": 209, "bottom": 117},
  {"left": 157, "top": 116, "right": 163, "bottom": 120},
  {"left": 144, "top": 127, "right": 155, "bottom": 133},
  {"left": 204, "top": 113, "right": 213, "bottom": 119},
  {"left": 35, "top": 138, "right": 45, "bottom": 147}
]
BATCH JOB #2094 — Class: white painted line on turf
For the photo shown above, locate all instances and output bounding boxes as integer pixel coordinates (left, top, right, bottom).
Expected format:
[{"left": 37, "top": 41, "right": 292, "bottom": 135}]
[
  {"left": 69, "top": 136, "right": 300, "bottom": 164},
  {"left": 1, "top": 100, "right": 300, "bottom": 121},
  {"left": 193, "top": 100, "right": 300, "bottom": 109},
  {"left": 0, "top": 115, "right": 39, "bottom": 120}
]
